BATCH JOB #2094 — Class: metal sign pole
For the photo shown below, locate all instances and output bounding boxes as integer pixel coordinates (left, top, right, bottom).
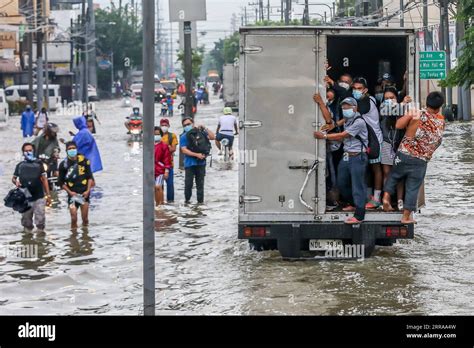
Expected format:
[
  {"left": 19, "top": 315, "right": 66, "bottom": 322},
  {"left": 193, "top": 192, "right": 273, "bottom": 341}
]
[
  {"left": 184, "top": 21, "right": 193, "bottom": 119},
  {"left": 142, "top": 0, "right": 156, "bottom": 316}
]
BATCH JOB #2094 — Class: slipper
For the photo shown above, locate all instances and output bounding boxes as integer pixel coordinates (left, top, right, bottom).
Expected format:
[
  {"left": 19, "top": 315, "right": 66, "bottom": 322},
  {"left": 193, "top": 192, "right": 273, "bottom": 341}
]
[
  {"left": 401, "top": 219, "right": 417, "bottom": 224},
  {"left": 345, "top": 217, "right": 363, "bottom": 224},
  {"left": 382, "top": 200, "right": 395, "bottom": 212},
  {"left": 342, "top": 205, "right": 356, "bottom": 212}
]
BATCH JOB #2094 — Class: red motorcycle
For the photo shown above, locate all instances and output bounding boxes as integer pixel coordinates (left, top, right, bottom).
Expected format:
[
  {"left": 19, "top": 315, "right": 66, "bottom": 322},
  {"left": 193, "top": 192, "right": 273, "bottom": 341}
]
[{"left": 129, "top": 117, "right": 143, "bottom": 140}]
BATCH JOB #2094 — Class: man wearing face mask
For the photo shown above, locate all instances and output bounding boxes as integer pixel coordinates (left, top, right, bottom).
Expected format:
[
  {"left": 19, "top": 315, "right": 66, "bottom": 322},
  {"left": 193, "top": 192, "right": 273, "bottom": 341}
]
[
  {"left": 314, "top": 97, "right": 369, "bottom": 224},
  {"left": 58, "top": 141, "right": 94, "bottom": 229},
  {"left": 154, "top": 127, "right": 171, "bottom": 206},
  {"left": 12, "top": 143, "right": 52, "bottom": 232},
  {"left": 180, "top": 117, "right": 216, "bottom": 204}
]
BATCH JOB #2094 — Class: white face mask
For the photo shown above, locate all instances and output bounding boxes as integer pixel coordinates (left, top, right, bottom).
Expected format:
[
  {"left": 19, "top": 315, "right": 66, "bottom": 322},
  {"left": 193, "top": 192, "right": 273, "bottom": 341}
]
[
  {"left": 161, "top": 126, "right": 169, "bottom": 133},
  {"left": 339, "top": 82, "right": 350, "bottom": 90}
]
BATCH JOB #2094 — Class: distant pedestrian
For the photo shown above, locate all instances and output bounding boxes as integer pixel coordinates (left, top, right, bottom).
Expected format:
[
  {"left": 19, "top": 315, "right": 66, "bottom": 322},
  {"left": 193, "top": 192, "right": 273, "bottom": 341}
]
[
  {"left": 12, "top": 142, "right": 52, "bottom": 232},
  {"left": 21, "top": 105, "right": 35, "bottom": 138},
  {"left": 72, "top": 116, "right": 103, "bottom": 173},
  {"left": 34, "top": 107, "right": 49, "bottom": 136}
]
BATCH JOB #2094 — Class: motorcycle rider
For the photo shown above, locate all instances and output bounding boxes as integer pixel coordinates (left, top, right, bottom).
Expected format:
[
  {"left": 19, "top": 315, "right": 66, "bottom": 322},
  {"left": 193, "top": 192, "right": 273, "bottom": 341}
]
[
  {"left": 215, "top": 107, "right": 238, "bottom": 158},
  {"left": 125, "top": 107, "right": 143, "bottom": 132},
  {"left": 32, "top": 122, "right": 61, "bottom": 181}
]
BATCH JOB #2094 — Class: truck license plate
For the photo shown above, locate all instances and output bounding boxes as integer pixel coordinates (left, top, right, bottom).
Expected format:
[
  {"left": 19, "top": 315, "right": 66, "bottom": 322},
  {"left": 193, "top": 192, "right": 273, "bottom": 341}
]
[{"left": 309, "top": 239, "right": 343, "bottom": 251}]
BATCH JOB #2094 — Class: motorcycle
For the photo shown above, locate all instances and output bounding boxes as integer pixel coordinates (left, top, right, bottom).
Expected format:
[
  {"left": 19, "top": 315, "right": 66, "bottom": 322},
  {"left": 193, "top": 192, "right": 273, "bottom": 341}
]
[{"left": 128, "top": 116, "right": 143, "bottom": 141}]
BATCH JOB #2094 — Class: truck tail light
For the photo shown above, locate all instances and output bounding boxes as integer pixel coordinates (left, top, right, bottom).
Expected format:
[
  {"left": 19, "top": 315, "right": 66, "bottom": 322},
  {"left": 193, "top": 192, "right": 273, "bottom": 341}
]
[
  {"left": 243, "top": 226, "right": 270, "bottom": 238},
  {"left": 385, "top": 226, "right": 400, "bottom": 237}
]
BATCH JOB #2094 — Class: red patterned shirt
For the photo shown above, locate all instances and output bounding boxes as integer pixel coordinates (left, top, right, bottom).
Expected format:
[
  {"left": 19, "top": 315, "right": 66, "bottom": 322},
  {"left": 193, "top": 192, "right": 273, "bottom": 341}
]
[{"left": 398, "top": 112, "right": 445, "bottom": 161}]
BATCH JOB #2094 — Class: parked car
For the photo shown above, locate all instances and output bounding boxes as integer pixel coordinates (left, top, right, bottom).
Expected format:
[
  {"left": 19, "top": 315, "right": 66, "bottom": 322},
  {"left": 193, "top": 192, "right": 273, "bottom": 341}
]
[
  {"left": 5, "top": 85, "right": 61, "bottom": 110},
  {"left": 0, "top": 88, "right": 9, "bottom": 123},
  {"left": 130, "top": 83, "right": 143, "bottom": 99}
]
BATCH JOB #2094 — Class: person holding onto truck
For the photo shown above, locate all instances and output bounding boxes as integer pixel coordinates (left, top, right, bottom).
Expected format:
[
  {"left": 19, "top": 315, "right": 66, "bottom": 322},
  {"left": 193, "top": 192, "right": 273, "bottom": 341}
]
[
  {"left": 379, "top": 86, "right": 413, "bottom": 210},
  {"left": 160, "top": 118, "right": 178, "bottom": 203},
  {"left": 314, "top": 97, "right": 369, "bottom": 224},
  {"left": 21, "top": 105, "right": 35, "bottom": 138},
  {"left": 383, "top": 92, "right": 446, "bottom": 224},
  {"left": 180, "top": 117, "right": 216, "bottom": 204},
  {"left": 216, "top": 107, "right": 239, "bottom": 159},
  {"left": 351, "top": 77, "right": 384, "bottom": 210}
]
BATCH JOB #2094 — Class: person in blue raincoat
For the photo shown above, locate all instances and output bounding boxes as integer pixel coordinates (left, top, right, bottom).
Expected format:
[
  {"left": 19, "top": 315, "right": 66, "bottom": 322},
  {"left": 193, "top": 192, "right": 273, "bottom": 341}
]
[
  {"left": 21, "top": 105, "right": 35, "bottom": 138},
  {"left": 72, "top": 116, "right": 103, "bottom": 173}
]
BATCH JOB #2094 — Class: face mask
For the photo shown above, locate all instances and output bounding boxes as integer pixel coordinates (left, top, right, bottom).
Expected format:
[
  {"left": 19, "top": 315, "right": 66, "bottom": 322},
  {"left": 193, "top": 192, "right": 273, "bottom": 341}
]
[
  {"left": 339, "top": 82, "right": 350, "bottom": 90},
  {"left": 67, "top": 149, "right": 78, "bottom": 158},
  {"left": 352, "top": 90, "right": 364, "bottom": 100},
  {"left": 384, "top": 99, "right": 394, "bottom": 107},
  {"left": 161, "top": 126, "right": 169, "bottom": 133},
  {"left": 375, "top": 93, "right": 384, "bottom": 102},
  {"left": 342, "top": 109, "right": 356, "bottom": 119},
  {"left": 24, "top": 151, "right": 35, "bottom": 161},
  {"left": 154, "top": 135, "right": 162, "bottom": 143},
  {"left": 183, "top": 125, "right": 193, "bottom": 133}
]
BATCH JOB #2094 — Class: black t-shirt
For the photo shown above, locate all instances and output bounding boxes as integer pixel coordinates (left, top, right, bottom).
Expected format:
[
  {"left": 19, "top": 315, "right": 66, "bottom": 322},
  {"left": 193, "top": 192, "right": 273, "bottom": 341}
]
[
  {"left": 58, "top": 155, "right": 94, "bottom": 195},
  {"left": 13, "top": 160, "right": 46, "bottom": 201}
]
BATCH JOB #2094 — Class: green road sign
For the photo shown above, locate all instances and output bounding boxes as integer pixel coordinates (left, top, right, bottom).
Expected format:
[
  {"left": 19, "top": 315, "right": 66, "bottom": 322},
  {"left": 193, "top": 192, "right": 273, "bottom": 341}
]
[{"left": 419, "top": 51, "right": 446, "bottom": 80}]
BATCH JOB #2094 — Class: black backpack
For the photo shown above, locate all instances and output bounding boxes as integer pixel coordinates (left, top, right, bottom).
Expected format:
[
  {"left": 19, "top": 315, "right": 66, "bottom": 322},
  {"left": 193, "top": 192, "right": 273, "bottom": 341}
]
[
  {"left": 4, "top": 188, "right": 32, "bottom": 213},
  {"left": 18, "top": 160, "right": 43, "bottom": 188},
  {"left": 186, "top": 128, "right": 212, "bottom": 156},
  {"left": 354, "top": 116, "right": 381, "bottom": 160}
]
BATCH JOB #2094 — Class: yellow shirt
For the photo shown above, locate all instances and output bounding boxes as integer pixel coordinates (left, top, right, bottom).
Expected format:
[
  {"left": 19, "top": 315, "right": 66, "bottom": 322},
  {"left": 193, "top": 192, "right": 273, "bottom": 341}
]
[{"left": 162, "top": 132, "right": 179, "bottom": 167}]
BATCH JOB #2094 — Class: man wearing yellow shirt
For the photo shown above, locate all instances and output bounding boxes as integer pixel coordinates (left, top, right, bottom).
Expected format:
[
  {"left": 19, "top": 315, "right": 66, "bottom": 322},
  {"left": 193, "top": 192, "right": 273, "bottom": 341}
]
[{"left": 160, "top": 118, "right": 178, "bottom": 203}]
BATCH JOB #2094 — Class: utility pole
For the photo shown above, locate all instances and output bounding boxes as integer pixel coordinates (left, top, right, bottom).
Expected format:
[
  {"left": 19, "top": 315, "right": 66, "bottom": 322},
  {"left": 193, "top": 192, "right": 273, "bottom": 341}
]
[
  {"left": 36, "top": 0, "right": 44, "bottom": 111},
  {"left": 281, "top": 0, "right": 284, "bottom": 22},
  {"left": 259, "top": 0, "right": 264, "bottom": 21},
  {"left": 184, "top": 21, "right": 193, "bottom": 119},
  {"left": 339, "top": 0, "right": 345, "bottom": 17},
  {"left": 88, "top": 0, "right": 97, "bottom": 90},
  {"left": 456, "top": 4, "right": 471, "bottom": 121},
  {"left": 438, "top": 0, "right": 446, "bottom": 101},
  {"left": 285, "top": 0, "right": 290, "bottom": 24},
  {"left": 303, "top": 0, "right": 309, "bottom": 25},
  {"left": 441, "top": 0, "right": 452, "bottom": 107},
  {"left": 399, "top": 0, "right": 404, "bottom": 26},
  {"left": 245, "top": 6, "right": 248, "bottom": 25},
  {"left": 142, "top": 0, "right": 156, "bottom": 317},
  {"left": 267, "top": 0, "right": 270, "bottom": 20},
  {"left": 44, "top": 1, "right": 49, "bottom": 112},
  {"left": 156, "top": 0, "right": 162, "bottom": 78},
  {"left": 170, "top": 22, "right": 174, "bottom": 75},
  {"left": 27, "top": 0, "right": 33, "bottom": 104},
  {"left": 82, "top": 0, "right": 89, "bottom": 104},
  {"left": 423, "top": 0, "right": 428, "bottom": 47}
]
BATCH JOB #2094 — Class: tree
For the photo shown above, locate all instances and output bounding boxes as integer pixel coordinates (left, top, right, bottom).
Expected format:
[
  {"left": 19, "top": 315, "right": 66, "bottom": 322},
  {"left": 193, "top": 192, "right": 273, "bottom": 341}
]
[
  {"left": 95, "top": 3, "right": 143, "bottom": 92},
  {"left": 207, "top": 32, "right": 240, "bottom": 75},
  {"left": 177, "top": 46, "right": 204, "bottom": 80},
  {"left": 442, "top": 0, "right": 474, "bottom": 87}
]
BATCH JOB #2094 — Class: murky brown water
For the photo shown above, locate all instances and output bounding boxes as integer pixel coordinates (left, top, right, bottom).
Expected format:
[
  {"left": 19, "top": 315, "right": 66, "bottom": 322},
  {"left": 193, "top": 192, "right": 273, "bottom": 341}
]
[{"left": 0, "top": 96, "right": 472, "bottom": 315}]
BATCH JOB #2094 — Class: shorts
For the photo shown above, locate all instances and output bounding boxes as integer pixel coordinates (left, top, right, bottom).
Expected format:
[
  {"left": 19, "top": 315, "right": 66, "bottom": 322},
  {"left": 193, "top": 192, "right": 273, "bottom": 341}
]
[
  {"left": 381, "top": 141, "right": 396, "bottom": 165},
  {"left": 369, "top": 144, "right": 382, "bottom": 164},
  {"left": 68, "top": 194, "right": 90, "bottom": 208},
  {"left": 216, "top": 133, "right": 235, "bottom": 149},
  {"left": 155, "top": 175, "right": 164, "bottom": 186}
]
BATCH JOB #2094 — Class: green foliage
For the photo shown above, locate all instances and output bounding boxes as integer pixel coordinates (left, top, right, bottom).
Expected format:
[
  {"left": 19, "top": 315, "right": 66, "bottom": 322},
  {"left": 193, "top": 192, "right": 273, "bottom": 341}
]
[
  {"left": 95, "top": 3, "right": 143, "bottom": 91},
  {"left": 208, "top": 32, "right": 240, "bottom": 75},
  {"left": 177, "top": 46, "right": 204, "bottom": 80},
  {"left": 441, "top": 0, "right": 474, "bottom": 87}
]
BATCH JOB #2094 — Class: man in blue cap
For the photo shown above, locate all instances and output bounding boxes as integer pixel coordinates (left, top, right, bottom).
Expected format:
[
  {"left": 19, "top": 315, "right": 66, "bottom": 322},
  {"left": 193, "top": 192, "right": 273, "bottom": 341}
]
[{"left": 314, "top": 97, "right": 369, "bottom": 224}]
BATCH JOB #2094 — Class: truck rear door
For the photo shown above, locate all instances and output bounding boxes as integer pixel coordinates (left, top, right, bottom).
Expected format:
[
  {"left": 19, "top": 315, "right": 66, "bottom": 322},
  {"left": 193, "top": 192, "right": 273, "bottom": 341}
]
[{"left": 240, "top": 32, "right": 321, "bottom": 221}]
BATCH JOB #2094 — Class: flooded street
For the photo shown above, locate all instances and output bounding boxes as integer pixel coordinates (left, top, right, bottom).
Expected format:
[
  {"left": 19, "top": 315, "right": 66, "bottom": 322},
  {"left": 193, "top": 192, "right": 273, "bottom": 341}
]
[{"left": 0, "top": 95, "right": 473, "bottom": 315}]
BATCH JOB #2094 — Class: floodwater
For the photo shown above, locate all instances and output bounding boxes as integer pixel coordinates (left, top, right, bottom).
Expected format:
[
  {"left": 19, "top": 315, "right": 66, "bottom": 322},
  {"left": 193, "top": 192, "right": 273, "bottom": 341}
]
[{"left": 0, "top": 95, "right": 472, "bottom": 315}]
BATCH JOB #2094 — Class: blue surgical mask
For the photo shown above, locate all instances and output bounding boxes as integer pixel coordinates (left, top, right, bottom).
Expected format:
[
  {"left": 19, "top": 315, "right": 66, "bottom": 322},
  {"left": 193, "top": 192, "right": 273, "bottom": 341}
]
[
  {"left": 183, "top": 125, "right": 193, "bottom": 133},
  {"left": 67, "top": 149, "right": 78, "bottom": 158},
  {"left": 342, "top": 109, "right": 356, "bottom": 119},
  {"left": 352, "top": 90, "right": 363, "bottom": 100},
  {"left": 24, "top": 151, "right": 35, "bottom": 161},
  {"left": 154, "top": 135, "right": 162, "bottom": 143}
]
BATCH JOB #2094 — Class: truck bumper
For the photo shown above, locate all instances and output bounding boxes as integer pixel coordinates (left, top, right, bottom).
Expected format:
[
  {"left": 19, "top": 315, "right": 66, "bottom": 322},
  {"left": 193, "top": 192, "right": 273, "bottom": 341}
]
[{"left": 238, "top": 222, "right": 414, "bottom": 259}]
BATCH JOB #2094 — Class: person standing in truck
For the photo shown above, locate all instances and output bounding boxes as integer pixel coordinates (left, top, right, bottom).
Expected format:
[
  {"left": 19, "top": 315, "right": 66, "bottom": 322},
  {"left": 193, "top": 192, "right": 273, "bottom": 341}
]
[
  {"left": 383, "top": 92, "right": 446, "bottom": 224},
  {"left": 351, "top": 77, "right": 384, "bottom": 210},
  {"left": 314, "top": 97, "right": 369, "bottom": 224}
]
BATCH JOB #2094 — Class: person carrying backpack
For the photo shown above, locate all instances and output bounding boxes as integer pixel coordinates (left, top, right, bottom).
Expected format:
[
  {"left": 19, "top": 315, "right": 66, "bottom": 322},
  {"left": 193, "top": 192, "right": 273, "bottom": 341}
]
[
  {"left": 160, "top": 118, "right": 178, "bottom": 203},
  {"left": 11, "top": 143, "right": 52, "bottom": 232},
  {"left": 314, "top": 97, "right": 369, "bottom": 224},
  {"left": 180, "top": 117, "right": 216, "bottom": 204}
]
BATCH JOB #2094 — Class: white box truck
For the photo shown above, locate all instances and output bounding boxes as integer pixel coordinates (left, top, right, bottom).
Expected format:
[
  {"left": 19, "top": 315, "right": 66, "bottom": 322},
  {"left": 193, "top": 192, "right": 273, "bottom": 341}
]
[{"left": 238, "top": 26, "right": 420, "bottom": 259}]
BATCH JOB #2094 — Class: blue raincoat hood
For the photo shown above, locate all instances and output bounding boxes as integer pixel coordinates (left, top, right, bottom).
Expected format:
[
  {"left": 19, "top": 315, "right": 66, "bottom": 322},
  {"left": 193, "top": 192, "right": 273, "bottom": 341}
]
[{"left": 72, "top": 116, "right": 103, "bottom": 173}]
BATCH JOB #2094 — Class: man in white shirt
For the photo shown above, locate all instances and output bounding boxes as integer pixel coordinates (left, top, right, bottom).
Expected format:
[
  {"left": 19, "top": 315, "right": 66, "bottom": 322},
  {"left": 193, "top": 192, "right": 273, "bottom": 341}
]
[
  {"left": 35, "top": 107, "right": 49, "bottom": 135},
  {"left": 215, "top": 107, "right": 239, "bottom": 158}
]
